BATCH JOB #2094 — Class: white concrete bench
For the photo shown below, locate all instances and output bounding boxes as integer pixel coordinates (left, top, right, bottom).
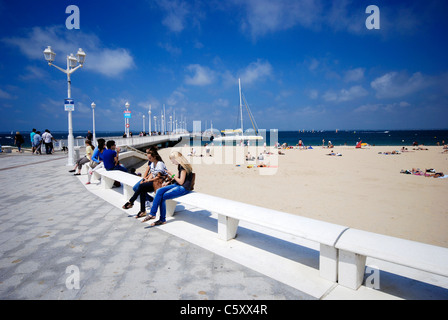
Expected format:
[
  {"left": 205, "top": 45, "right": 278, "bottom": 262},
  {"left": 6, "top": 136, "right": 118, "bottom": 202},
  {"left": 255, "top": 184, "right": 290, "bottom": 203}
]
[
  {"left": 91, "top": 168, "right": 346, "bottom": 282},
  {"left": 91, "top": 168, "right": 448, "bottom": 291},
  {"left": 95, "top": 168, "right": 141, "bottom": 198},
  {"left": 173, "top": 193, "right": 448, "bottom": 290},
  {"left": 166, "top": 191, "right": 348, "bottom": 283},
  {"left": 2, "top": 146, "right": 13, "bottom": 153},
  {"left": 94, "top": 168, "right": 177, "bottom": 215},
  {"left": 334, "top": 229, "right": 448, "bottom": 289}
]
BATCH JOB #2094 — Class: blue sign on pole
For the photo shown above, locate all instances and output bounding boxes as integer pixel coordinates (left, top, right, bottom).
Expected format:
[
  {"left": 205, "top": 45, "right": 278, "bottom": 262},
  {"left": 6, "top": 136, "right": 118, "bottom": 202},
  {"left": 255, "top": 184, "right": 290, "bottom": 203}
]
[
  {"left": 124, "top": 110, "right": 131, "bottom": 118},
  {"left": 64, "top": 99, "right": 75, "bottom": 111}
]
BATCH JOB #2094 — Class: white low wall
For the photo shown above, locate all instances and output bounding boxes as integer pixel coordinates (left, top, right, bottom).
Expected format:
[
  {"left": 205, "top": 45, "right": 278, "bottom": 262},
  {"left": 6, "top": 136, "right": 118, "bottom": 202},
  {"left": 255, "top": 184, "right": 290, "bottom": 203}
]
[{"left": 90, "top": 165, "right": 448, "bottom": 291}]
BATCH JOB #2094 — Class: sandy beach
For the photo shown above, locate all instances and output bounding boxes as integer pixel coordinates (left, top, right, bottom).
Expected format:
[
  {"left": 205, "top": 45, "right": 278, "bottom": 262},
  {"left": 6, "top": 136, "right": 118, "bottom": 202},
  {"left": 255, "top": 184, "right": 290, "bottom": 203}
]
[{"left": 136, "top": 144, "right": 448, "bottom": 248}]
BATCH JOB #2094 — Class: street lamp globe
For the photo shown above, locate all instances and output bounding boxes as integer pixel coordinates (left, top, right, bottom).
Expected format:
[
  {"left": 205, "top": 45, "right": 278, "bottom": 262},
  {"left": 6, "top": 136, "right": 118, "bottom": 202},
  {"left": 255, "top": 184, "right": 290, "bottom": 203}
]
[
  {"left": 91, "top": 102, "right": 96, "bottom": 109},
  {"left": 68, "top": 54, "right": 78, "bottom": 68},
  {"left": 43, "top": 46, "right": 56, "bottom": 64},
  {"left": 76, "top": 48, "right": 86, "bottom": 65}
]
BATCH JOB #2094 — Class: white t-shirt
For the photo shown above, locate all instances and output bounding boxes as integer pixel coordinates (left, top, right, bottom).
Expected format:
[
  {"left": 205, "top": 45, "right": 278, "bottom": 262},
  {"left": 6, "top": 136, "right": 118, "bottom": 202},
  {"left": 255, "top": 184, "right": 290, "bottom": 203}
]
[
  {"left": 42, "top": 132, "right": 53, "bottom": 143},
  {"left": 150, "top": 161, "right": 167, "bottom": 178}
]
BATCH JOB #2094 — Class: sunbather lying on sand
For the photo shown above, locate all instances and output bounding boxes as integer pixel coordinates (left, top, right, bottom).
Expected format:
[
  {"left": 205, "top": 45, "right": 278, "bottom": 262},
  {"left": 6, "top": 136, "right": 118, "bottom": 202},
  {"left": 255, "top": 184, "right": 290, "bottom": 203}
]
[{"left": 400, "top": 168, "right": 445, "bottom": 178}]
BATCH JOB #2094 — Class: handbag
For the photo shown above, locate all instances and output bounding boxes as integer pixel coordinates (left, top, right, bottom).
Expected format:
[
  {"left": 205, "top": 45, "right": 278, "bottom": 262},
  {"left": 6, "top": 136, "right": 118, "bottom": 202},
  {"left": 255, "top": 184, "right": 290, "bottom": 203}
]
[{"left": 153, "top": 173, "right": 174, "bottom": 191}]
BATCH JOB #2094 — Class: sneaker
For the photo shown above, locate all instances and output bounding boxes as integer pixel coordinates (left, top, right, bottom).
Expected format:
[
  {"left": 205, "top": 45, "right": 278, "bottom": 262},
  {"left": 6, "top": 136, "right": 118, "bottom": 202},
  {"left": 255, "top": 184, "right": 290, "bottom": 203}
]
[
  {"left": 69, "top": 169, "right": 76, "bottom": 173},
  {"left": 85, "top": 182, "right": 91, "bottom": 185}
]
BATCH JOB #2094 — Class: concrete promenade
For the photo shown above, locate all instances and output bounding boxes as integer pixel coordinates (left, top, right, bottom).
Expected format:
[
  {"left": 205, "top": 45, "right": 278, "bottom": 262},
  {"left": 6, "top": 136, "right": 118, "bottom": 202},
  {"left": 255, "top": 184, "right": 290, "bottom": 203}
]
[
  {"left": 0, "top": 152, "right": 312, "bottom": 300},
  {"left": 1, "top": 151, "right": 447, "bottom": 300}
]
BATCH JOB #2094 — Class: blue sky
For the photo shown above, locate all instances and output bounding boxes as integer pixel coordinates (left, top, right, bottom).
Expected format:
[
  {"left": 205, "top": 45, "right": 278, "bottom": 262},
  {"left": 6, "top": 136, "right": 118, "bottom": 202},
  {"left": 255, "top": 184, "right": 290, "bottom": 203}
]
[{"left": 0, "top": 0, "right": 447, "bottom": 133}]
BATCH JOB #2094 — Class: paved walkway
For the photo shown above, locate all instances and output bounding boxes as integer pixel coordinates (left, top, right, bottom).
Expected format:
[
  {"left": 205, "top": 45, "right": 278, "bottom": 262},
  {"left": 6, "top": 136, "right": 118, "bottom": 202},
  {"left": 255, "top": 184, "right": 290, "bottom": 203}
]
[
  {"left": 1, "top": 152, "right": 447, "bottom": 301},
  {"left": 0, "top": 152, "right": 312, "bottom": 300}
]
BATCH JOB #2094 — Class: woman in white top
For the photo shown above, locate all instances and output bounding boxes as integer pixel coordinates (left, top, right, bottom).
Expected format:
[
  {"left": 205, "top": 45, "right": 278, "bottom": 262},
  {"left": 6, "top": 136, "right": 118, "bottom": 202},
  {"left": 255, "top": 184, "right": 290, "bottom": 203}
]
[
  {"left": 69, "top": 139, "right": 94, "bottom": 175},
  {"left": 122, "top": 148, "right": 167, "bottom": 218}
]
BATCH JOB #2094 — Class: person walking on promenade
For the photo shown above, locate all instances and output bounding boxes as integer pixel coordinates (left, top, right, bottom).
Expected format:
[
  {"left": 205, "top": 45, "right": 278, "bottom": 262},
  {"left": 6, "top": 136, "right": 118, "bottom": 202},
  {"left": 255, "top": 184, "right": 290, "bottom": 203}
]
[
  {"left": 41, "top": 129, "right": 55, "bottom": 154},
  {"left": 48, "top": 130, "right": 57, "bottom": 153},
  {"left": 122, "top": 148, "right": 167, "bottom": 218},
  {"left": 86, "top": 130, "right": 93, "bottom": 141},
  {"left": 14, "top": 131, "right": 24, "bottom": 153},
  {"left": 69, "top": 139, "right": 94, "bottom": 175},
  {"left": 142, "top": 151, "right": 195, "bottom": 226},
  {"left": 33, "top": 131, "right": 42, "bottom": 154},
  {"left": 30, "top": 129, "right": 36, "bottom": 154},
  {"left": 103, "top": 140, "right": 128, "bottom": 172},
  {"left": 86, "top": 138, "right": 106, "bottom": 185}
]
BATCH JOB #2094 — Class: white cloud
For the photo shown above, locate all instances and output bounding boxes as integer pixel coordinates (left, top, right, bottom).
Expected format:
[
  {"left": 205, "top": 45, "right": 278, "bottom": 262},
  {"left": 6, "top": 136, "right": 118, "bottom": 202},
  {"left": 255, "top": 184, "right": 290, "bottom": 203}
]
[
  {"left": 167, "top": 89, "right": 187, "bottom": 106},
  {"left": 344, "top": 68, "right": 365, "bottom": 82},
  {"left": 158, "top": 42, "right": 182, "bottom": 56},
  {"left": 220, "top": 59, "right": 273, "bottom": 88},
  {"left": 354, "top": 101, "right": 411, "bottom": 113},
  {"left": 325, "top": 0, "right": 365, "bottom": 34},
  {"left": 75, "top": 101, "right": 91, "bottom": 114},
  {"left": 237, "top": 0, "right": 322, "bottom": 39},
  {"left": 371, "top": 71, "right": 429, "bottom": 99},
  {"left": 39, "top": 98, "right": 61, "bottom": 116},
  {"left": 86, "top": 48, "right": 134, "bottom": 77},
  {"left": 307, "top": 89, "right": 319, "bottom": 100},
  {"left": 155, "top": 0, "right": 203, "bottom": 33},
  {"left": 2, "top": 26, "right": 134, "bottom": 78},
  {"left": 159, "top": 0, "right": 189, "bottom": 32},
  {"left": 110, "top": 98, "right": 130, "bottom": 110},
  {"left": 231, "top": 0, "right": 431, "bottom": 40},
  {"left": 184, "top": 64, "right": 215, "bottom": 86},
  {"left": 19, "top": 65, "right": 47, "bottom": 81},
  {"left": 212, "top": 98, "right": 229, "bottom": 108},
  {"left": 0, "top": 88, "right": 16, "bottom": 100},
  {"left": 239, "top": 59, "right": 273, "bottom": 84},
  {"left": 308, "top": 58, "right": 320, "bottom": 71},
  {"left": 323, "top": 85, "right": 368, "bottom": 102},
  {"left": 138, "top": 98, "right": 161, "bottom": 112}
]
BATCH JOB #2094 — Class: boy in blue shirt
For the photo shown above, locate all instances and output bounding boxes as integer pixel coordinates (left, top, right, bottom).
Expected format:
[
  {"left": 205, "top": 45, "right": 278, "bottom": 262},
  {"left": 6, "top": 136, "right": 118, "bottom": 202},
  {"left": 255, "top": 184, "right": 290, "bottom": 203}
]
[{"left": 103, "top": 140, "right": 128, "bottom": 172}]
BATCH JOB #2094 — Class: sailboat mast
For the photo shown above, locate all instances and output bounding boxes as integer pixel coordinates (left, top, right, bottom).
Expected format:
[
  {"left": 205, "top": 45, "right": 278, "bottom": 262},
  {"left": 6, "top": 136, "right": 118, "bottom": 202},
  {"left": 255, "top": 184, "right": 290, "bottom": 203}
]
[{"left": 239, "top": 78, "right": 243, "bottom": 136}]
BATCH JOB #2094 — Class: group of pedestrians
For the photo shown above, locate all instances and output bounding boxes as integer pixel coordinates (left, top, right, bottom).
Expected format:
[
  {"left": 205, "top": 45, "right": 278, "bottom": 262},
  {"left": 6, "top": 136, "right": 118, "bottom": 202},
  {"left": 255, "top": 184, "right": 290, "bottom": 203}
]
[
  {"left": 30, "top": 128, "right": 57, "bottom": 154},
  {"left": 10, "top": 128, "right": 56, "bottom": 154},
  {"left": 72, "top": 137, "right": 195, "bottom": 227}
]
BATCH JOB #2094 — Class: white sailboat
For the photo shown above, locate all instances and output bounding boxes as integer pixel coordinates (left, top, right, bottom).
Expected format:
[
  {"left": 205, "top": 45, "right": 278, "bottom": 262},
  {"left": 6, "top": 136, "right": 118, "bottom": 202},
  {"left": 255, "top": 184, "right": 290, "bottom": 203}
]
[{"left": 214, "top": 78, "right": 263, "bottom": 143}]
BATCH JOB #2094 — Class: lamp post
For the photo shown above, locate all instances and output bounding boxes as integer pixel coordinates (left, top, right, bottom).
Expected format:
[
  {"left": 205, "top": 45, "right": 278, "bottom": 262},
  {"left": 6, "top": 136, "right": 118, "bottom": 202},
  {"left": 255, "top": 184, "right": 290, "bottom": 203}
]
[
  {"left": 148, "top": 105, "right": 152, "bottom": 136},
  {"left": 154, "top": 116, "right": 157, "bottom": 133},
  {"left": 43, "top": 46, "right": 86, "bottom": 166},
  {"left": 124, "top": 102, "right": 130, "bottom": 137},
  {"left": 142, "top": 115, "right": 146, "bottom": 133},
  {"left": 91, "top": 102, "right": 96, "bottom": 146}
]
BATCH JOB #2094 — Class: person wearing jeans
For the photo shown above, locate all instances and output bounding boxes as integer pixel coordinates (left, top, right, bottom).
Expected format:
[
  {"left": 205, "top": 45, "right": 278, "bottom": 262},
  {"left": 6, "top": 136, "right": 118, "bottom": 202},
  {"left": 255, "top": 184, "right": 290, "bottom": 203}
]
[
  {"left": 142, "top": 151, "right": 194, "bottom": 226},
  {"left": 102, "top": 140, "right": 128, "bottom": 172},
  {"left": 122, "top": 148, "right": 167, "bottom": 218},
  {"left": 143, "top": 184, "right": 190, "bottom": 225}
]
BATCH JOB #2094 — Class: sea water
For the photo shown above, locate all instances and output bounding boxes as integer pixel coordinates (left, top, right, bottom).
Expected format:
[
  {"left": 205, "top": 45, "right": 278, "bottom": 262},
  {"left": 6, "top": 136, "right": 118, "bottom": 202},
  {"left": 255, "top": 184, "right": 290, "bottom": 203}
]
[{"left": 1, "top": 130, "right": 447, "bottom": 149}]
